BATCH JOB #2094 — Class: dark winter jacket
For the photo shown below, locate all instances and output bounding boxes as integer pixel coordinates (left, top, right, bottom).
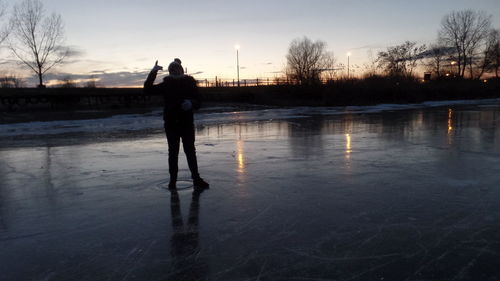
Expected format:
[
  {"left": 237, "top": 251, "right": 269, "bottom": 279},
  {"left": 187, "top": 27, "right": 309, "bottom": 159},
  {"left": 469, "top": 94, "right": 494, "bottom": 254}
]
[{"left": 144, "top": 70, "right": 200, "bottom": 125}]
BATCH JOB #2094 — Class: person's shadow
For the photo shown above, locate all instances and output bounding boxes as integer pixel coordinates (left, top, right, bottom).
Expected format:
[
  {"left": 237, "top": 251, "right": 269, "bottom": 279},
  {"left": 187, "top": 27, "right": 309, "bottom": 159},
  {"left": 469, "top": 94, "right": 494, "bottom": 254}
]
[{"left": 168, "top": 188, "right": 209, "bottom": 280}]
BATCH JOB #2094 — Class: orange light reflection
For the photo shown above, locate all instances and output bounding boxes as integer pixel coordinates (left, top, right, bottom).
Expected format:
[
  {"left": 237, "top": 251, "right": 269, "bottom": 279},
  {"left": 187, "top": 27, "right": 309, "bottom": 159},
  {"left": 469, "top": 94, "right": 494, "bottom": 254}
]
[
  {"left": 346, "top": 133, "right": 352, "bottom": 154},
  {"left": 447, "top": 108, "right": 454, "bottom": 145},
  {"left": 447, "top": 109, "right": 453, "bottom": 136},
  {"left": 236, "top": 139, "right": 245, "bottom": 172}
]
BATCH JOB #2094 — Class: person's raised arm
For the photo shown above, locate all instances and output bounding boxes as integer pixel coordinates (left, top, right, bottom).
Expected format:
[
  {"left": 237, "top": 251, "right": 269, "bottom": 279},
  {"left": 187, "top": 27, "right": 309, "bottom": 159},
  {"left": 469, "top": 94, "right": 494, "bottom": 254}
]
[{"left": 143, "top": 60, "right": 163, "bottom": 95}]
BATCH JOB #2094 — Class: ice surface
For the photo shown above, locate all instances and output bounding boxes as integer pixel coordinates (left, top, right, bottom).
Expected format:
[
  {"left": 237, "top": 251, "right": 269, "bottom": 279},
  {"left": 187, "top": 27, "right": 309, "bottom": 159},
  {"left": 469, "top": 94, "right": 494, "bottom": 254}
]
[{"left": 1, "top": 100, "right": 500, "bottom": 280}]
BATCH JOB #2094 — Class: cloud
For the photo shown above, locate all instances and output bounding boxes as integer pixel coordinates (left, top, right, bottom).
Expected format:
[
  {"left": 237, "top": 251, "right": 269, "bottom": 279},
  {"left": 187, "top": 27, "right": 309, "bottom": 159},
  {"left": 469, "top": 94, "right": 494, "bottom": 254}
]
[
  {"left": 53, "top": 46, "right": 86, "bottom": 65},
  {"left": 23, "top": 70, "right": 151, "bottom": 87},
  {"left": 92, "top": 71, "right": 151, "bottom": 87},
  {"left": 89, "top": 69, "right": 112, "bottom": 74},
  {"left": 0, "top": 59, "right": 19, "bottom": 66},
  {"left": 26, "top": 68, "right": 209, "bottom": 87},
  {"left": 65, "top": 45, "right": 86, "bottom": 57},
  {"left": 417, "top": 46, "right": 455, "bottom": 59},
  {"left": 0, "top": 51, "right": 158, "bottom": 87},
  {"left": 1, "top": 53, "right": 201, "bottom": 86}
]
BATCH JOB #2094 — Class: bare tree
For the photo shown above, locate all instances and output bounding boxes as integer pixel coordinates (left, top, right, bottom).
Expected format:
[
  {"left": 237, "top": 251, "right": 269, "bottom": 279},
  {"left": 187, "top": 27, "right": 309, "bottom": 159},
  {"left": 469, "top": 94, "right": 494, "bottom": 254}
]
[
  {"left": 58, "top": 75, "right": 77, "bottom": 88},
  {"left": 377, "top": 41, "right": 426, "bottom": 78},
  {"left": 439, "top": 10, "right": 492, "bottom": 78},
  {"left": 471, "top": 29, "right": 499, "bottom": 79},
  {"left": 484, "top": 29, "right": 500, "bottom": 78},
  {"left": 84, "top": 75, "right": 98, "bottom": 88},
  {"left": 421, "top": 44, "right": 455, "bottom": 78},
  {"left": 321, "top": 51, "right": 338, "bottom": 81},
  {"left": 7, "top": 0, "right": 68, "bottom": 88},
  {"left": 362, "top": 49, "right": 380, "bottom": 78},
  {"left": 0, "top": 73, "right": 25, "bottom": 88},
  {"left": 0, "top": 0, "right": 9, "bottom": 45},
  {"left": 286, "top": 37, "right": 335, "bottom": 84}
]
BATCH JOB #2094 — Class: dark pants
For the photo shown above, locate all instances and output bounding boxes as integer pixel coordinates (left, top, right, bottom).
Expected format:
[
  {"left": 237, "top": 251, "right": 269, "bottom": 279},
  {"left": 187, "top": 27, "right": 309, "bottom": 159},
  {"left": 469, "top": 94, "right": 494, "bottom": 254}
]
[{"left": 165, "top": 122, "right": 200, "bottom": 182}]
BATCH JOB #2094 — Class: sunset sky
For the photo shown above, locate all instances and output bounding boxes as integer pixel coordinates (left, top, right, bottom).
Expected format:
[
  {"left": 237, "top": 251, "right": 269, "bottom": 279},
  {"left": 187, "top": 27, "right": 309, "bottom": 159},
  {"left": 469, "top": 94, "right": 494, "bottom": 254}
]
[{"left": 2, "top": 0, "right": 500, "bottom": 87}]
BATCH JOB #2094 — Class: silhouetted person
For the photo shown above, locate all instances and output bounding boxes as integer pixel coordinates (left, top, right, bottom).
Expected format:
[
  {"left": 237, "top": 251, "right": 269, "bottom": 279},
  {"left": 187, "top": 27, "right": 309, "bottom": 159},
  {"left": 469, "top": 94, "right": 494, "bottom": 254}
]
[
  {"left": 144, "top": 59, "right": 209, "bottom": 190},
  {"left": 169, "top": 189, "right": 209, "bottom": 280}
]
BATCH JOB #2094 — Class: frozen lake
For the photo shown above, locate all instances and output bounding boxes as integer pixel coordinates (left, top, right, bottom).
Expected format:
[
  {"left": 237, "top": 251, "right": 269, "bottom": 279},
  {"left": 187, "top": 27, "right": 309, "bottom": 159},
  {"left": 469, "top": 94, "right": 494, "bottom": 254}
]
[{"left": 1, "top": 100, "right": 500, "bottom": 281}]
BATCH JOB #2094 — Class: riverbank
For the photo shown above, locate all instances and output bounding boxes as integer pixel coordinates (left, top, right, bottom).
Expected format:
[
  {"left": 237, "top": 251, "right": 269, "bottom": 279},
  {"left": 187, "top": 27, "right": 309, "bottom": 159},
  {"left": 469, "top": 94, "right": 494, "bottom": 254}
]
[
  {"left": 243, "top": 77, "right": 500, "bottom": 106},
  {"left": 1, "top": 77, "right": 499, "bottom": 117}
]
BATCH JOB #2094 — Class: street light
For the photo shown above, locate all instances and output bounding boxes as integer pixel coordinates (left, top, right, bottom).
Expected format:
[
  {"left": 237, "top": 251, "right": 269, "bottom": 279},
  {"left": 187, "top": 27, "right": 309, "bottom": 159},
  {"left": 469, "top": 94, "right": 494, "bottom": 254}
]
[
  {"left": 235, "top": 44, "right": 240, "bottom": 87},
  {"left": 347, "top": 52, "right": 352, "bottom": 79}
]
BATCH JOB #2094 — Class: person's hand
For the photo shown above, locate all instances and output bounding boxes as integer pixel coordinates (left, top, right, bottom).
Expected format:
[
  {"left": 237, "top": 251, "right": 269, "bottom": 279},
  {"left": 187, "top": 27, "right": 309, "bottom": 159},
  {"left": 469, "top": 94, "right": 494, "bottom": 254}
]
[
  {"left": 152, "top": 60, "right": 163, "bottom": 72},
  {"left": 181, "top": 99, "right": 192, "bottom": 111}
]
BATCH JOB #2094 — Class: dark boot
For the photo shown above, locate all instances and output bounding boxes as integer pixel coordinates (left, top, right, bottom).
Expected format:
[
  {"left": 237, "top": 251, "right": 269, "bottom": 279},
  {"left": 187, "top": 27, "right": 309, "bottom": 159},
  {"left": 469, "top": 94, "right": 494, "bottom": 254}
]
[
  {"left": 193, "top": 177, "right": 209, "bottom": 190},
  {"left": 168, "top": 177, "right": 177, "bottom": 190}
]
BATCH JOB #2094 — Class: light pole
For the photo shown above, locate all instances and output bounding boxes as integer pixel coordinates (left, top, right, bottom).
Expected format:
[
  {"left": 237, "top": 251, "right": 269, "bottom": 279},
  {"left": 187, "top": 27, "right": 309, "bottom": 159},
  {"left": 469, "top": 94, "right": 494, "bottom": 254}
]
[
  {"left": 347, "top": 52, "right": 351, "bottom": 79},
  {"left": 235, "top": 45, "right": 240, "bottom": 87}
]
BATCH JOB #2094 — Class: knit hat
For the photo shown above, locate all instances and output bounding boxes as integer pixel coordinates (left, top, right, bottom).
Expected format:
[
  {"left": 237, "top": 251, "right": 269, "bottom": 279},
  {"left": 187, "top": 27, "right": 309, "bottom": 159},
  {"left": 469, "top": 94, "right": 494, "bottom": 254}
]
[{"left": 168, "top": 58, "right": 184, "bottom": 76}]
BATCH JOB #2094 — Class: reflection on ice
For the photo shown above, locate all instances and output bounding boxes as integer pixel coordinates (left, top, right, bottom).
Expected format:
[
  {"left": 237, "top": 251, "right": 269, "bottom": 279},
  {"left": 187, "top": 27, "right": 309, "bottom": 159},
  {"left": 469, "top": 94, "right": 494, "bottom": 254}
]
[
  {"left": 169, "top": 189, "right": 208, "bottom": 280},
  {"left": 448, "top": 108, "right": 454, "bottom": 146},
  {"left": 236, "top": 139, "right": 245, "bottom": 172},
  {"left": 345, "top": 133, "right": 352, "bottom": 155},
  {"left": 345, "top": 133, "right": 352, "bottom": 172},
  {"left": 1, "top": 101, "right": 500, "bottom": 280},
  {"left": 448, "top": 108, "right": 453, "bottom": 135}
]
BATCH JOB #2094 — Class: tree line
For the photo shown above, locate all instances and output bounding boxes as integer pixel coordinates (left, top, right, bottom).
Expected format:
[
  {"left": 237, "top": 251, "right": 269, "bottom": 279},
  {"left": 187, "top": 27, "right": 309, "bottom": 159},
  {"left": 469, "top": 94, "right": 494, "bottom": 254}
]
[
  {"left": 0, "top": 2, "right": 499, "bottom": 88},
  {"left": 286, "top": 10, "right": 500, "bottom": 85}
]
